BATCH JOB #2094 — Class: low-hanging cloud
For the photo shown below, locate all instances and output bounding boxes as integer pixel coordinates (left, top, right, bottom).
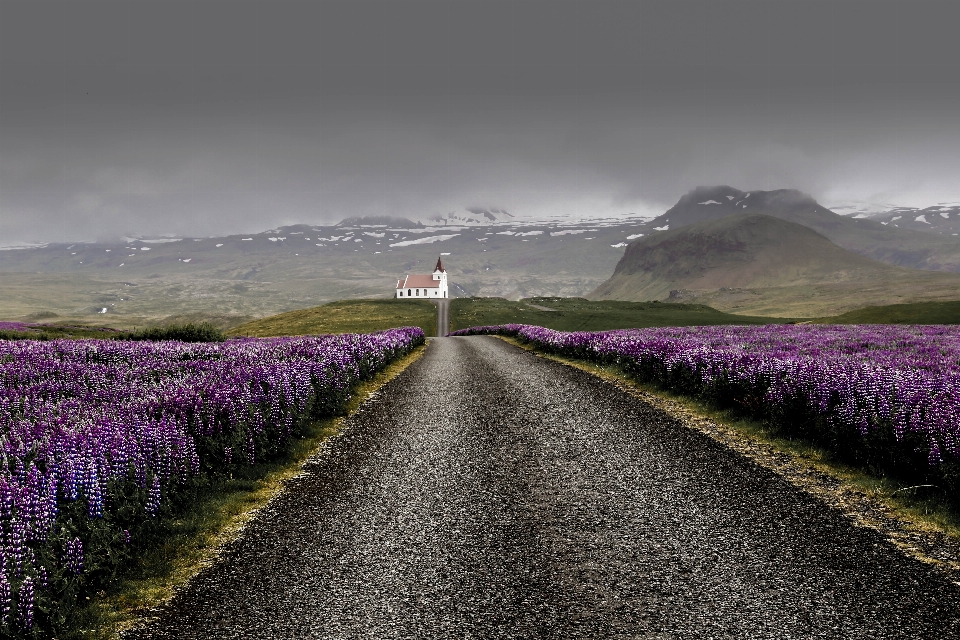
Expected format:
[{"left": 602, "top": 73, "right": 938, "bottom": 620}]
[{"left": 2, "top": 1, "right": 959, "bottom": 245}]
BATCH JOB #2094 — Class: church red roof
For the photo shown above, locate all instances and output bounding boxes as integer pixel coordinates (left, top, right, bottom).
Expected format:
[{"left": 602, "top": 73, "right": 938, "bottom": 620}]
[
  {"left": 397, "top": 257, "right": 446, "bottom": 290},
  {"left": 396, "top": 274, "right": 441, "bottom": 289}
]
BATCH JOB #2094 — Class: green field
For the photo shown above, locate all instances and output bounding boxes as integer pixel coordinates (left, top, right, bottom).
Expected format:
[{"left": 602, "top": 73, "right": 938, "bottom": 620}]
[
  {"left": 0, "top": 324, "right": 123, "bottom": 341},
  {"left": 222, "top": 297, "right": 787, "bottom": 339},
  {"left": 449, "top": 297, "right": 788, "bottom": 332},
  {"left": 227, "top": 299, "right": 438, "bottom": 337},
  {"left": 818, "top": 300, "right": 960, "bottom": 325},
  {"left": 9, "top": 297, "right": 956, "bottom": 343}
]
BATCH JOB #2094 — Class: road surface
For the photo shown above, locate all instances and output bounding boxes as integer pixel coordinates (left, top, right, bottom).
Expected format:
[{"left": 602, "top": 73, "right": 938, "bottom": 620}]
[
  {"left": 434, "top": 298, "right": 449, "bottom": 337},
  {"left": 132, "top": 337, "right": 960, "bottom": 639}
]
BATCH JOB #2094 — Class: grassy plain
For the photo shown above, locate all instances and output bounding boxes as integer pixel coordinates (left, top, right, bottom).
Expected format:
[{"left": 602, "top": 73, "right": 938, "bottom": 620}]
[
  {"left": 819, "top": 300, "right": 960, "bottom": 325},
  {"left": 228, "top": 298, "right": 438, "bottom": 337},
  {"left": 449, "top": 297, "right": 788, "bottom": 332},
  {"left": 0, "top": 324, "right": 122, "bottom": 340},
  {"left": 5, "top": 296, "right": 958, "bottom": 345}
]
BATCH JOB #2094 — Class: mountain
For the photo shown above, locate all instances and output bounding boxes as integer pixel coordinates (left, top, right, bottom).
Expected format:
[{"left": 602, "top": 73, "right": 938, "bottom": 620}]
[
  {"left": 0, "top": 216, "right": 646, "bottom": 325},
  {"left": 841, "top": 205, "right": 960, "bottom": 236},
  {"left": 631, "top": 186, "right": 960, "bottom": 273},
  {"left": 336, "top": 216, "right": 424, "bottom": 228},
  {"left": 4, "top": 186, "right": 960, "bottom": 325},
  {"left": 591, "top": 214, "right": 960, "bottom": 317},
  {"left": 829, "top": 199, "right": 960, "bottom": 235},
  {"left": 645, "top": 186, "right": 822, "bottom": 228}
]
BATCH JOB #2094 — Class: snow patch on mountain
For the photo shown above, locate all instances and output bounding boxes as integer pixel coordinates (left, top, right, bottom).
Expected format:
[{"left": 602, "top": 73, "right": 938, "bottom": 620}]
[{"left": 390, "top": 234, "right": 460, "bottom": 247}]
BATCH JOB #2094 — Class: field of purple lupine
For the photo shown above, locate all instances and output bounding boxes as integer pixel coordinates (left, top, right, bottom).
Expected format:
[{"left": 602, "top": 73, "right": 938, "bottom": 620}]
[
  {"left": 0, "top": 328, "right": 423, "bottom": 636},
  {"left": 453, "top": 323, "right": 960, "bottom": 490}
]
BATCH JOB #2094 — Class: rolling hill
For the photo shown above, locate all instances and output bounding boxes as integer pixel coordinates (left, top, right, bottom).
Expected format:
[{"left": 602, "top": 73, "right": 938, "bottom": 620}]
[
  {"left": 817, "top": 300, "right": 960, "bottom": 325},
  {"left": 228, "top": 299, "right": 438, "bottom": 338},
  {"left": 591, "top": 214, "right": 960, "bottom": 317},
  {"left": 449, "top": 297, "right": 786, "bottom": 332}
]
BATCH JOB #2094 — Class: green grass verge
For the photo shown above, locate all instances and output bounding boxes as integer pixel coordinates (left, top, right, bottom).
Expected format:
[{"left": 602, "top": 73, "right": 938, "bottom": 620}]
[
  {"left": 228, "top": 299, "right": 438, "bottom": 338},
  {"left": 450, "top": 296, "right": 789, "bottom": 333},
  {"left": 120, "top": 322, "right": 226, "bottom": 342},
  {"left": 498, "top": 336, "right": 960, "bottom": 559},
  {"left": 0, "top": 324, "right": 123, "bottom": 341},
  {"left": 818, "top": 300, "right": 960, "bottom": 325},
  {"left": 75, "top": 344, "right": 427, "bottom": 639}
]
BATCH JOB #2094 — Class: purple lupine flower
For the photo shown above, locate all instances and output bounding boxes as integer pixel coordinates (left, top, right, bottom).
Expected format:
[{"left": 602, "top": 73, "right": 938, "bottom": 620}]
[
  {"left": 0, "top": 327, "right": 425, "bottom": 616},
  {"left": 0, "top": 574, "right": 9, "bottom": 625},
  {"left": 64, "top": 537, "right": 84, "bottom": 574},
  {"left": 145, "top": 474, "right": 161, "bottom": 515},
  {"left": 17, "top": 576, "right": 33, "bottom": 630}
]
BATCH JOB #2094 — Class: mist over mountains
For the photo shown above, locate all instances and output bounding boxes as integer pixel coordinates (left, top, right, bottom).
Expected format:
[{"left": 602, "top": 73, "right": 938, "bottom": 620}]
[{"left": 2, "top": 185, "right": 960, "bottom": 324}]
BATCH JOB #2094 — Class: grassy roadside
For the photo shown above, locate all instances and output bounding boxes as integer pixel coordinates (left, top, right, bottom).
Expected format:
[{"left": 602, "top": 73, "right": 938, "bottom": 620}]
[
  {"left": 79, "top": 343, "right": 428, "bottom": 639},
  {"left": 228, "top": 299, "right": 437, "bottom": 338},
  {"left": 816, "top": 299, "right": 960, "bottom": 325},
  {"left": 449, "top": 297, "right": 787, "bottom": 333},
  {"left": 495, "top": 335, "right": 960, "bottom": 573}
]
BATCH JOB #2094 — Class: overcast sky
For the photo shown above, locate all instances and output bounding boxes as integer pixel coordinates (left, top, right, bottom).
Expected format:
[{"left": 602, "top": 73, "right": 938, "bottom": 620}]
[{"left": 2, "top": 0, "right": 959, "bottom": 245}]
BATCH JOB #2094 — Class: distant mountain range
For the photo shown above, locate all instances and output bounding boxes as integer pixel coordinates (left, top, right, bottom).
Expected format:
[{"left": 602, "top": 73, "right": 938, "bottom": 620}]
[
  {"left": 336, "top": 216, "right": 424, "bottom": 228},
  {"left": 840, "top": 204, "right": 960, "bottom": 235},
  {"left": 2, "top": 186, "right": 960, "bottom": 323},
  {"left": 0, "top": 216, "right": 641, "bottom": 324}
]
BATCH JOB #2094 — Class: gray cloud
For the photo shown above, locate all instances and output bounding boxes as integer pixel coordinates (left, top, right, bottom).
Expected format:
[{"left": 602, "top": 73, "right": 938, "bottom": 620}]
[{"left": 2, "top": 0, "right": 959, "bottom": 245}]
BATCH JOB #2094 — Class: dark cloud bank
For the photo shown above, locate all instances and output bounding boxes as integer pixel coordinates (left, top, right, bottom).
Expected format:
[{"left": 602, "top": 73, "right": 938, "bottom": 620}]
[{"left": 2, "top": 0, "right": 959, "bottom": 246}]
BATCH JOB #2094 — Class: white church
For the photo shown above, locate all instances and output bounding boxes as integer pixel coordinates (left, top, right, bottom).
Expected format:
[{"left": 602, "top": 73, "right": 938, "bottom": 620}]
[{"left": 396, "top": 256, "right": 448, "bottom": 299}]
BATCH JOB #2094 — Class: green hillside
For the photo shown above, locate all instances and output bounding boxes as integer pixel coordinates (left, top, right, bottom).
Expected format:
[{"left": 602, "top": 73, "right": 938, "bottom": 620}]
[
  {"left": 228, "top": 299, "right": 437, "bottom": 337},
  {"left": 820, "top": 300, "right": 960, "bottom": 325},
  {"left": 450, "top": 297, "right": 786, "bottom": 332}
]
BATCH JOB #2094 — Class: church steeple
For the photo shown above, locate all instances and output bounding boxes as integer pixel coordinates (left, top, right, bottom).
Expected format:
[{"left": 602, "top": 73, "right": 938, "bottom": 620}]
[{"left": 434, "top": 256, "right": 445, "bottom": 273}]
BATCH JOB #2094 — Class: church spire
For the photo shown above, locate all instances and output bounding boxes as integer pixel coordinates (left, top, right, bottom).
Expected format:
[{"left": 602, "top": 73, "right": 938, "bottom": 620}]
[{"left": 434, "top": 256, "right": 445, "bottom": 273}]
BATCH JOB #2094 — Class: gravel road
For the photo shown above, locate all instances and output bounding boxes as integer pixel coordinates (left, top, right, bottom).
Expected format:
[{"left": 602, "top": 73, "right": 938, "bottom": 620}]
[
  {"left": 434, "top": 298, "right": 449, "bottom": 337},
  {"left": 132, "top": 336, "right": 960, "bottom": 639}
]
